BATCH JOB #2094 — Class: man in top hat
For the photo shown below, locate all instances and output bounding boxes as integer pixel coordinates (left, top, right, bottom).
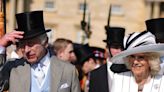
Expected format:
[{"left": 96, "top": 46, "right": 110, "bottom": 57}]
[
  {"left": 0, "top": 11, "right": 80, "bottom": 92},
  {"left": 146, "top": 18, "right": 164, "bottom": 74},
  {"left": 89, "top": 27, "right": 128, "bottom": 92}
]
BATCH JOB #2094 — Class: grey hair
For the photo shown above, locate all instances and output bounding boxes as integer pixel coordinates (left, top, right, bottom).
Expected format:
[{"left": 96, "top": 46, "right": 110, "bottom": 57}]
[
  {"left": 124, "top": 52, "right": 161, "bottom": 76},
  {"left": 37, "top": 33, "right": 48, "bottom": 45}
]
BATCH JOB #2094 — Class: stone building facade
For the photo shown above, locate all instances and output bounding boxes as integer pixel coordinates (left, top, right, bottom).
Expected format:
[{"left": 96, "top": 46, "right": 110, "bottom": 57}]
[{"left": 5, "top": 0, "right": 164, "bottom": 48}]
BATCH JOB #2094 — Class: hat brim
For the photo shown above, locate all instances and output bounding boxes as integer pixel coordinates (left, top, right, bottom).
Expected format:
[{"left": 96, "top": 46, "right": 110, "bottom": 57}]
[
  {"left": 155, "top": 33, "right": 164, "bottom": 40},
  {"left": 103, "top": 40, "right": 123, "bottom": 47},
  {"left": 111, "top": 44, "right": 164, "bottom": 64},
  {"left": 80, "top": 53, "right": 94, "bottom": 65},
  {"left": 103, "top": 39, "right": 107, "bottom": 43},
  {"left": 16, "top": 29, "right": 51, "bottom": 40}
]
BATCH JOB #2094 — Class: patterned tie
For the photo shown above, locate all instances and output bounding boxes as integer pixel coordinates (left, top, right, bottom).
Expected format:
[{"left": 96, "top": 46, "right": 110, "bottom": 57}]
[{"left": 34, "top": 63, "right": 45, "bottom": 86}]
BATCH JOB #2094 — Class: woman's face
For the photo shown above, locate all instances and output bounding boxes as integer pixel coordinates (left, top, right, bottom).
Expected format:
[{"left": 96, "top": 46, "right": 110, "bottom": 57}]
[{"left": 127, "top": 53, "right": 150, "bottom": 76}]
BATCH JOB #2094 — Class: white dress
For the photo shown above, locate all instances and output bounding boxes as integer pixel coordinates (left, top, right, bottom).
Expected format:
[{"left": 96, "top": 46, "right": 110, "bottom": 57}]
[{"left": 111, "top": 71, "right": 164, "bottom": 92}]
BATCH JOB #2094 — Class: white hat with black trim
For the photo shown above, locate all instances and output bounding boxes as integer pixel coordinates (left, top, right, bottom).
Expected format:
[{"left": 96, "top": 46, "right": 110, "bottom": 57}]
[{"left": 111, "top": 31, "right": 164, "bottom": 64}]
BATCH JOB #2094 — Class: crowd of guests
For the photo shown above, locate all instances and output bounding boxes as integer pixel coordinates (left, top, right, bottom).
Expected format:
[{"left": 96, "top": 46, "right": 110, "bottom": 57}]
[{"left": 0, "top": 10, "right": 164, "bottom": 92}]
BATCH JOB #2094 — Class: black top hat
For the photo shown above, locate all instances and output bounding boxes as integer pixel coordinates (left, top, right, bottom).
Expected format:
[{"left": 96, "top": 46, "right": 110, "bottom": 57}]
[
  {"left": 104, "top": 27, "right": 125, "bottom": 47},
  {"left": 74, "top": 44, "right": 94, "bottom": 65},
  {"left": 90, "top": 46, "right": 105, "bottom": 60},
  {"left": 146, "top": 18, "right": 164, "bottom": 42},
  {"left": 15, "top": 11, "right": 51, "bottom": 40}
]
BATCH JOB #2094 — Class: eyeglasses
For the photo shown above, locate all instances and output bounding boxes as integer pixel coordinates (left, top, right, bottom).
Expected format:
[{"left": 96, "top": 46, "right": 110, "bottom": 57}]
[{"left": 128, "top": 55, "right": 147, "bottom": 61}]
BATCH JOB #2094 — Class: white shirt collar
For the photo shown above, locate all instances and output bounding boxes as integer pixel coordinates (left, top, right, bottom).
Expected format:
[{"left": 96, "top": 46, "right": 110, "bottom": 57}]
[
  {"left": 39, "top": 51, "right": 50, "bottom": 67},
  {"left": 32, "top": 51, "right": 51, "bottom": 70}
]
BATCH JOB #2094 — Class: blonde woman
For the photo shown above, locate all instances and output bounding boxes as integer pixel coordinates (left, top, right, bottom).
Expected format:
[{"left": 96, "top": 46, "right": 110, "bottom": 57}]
[{"left": 111, "top": 31, "right": 164, "bottom": 92}]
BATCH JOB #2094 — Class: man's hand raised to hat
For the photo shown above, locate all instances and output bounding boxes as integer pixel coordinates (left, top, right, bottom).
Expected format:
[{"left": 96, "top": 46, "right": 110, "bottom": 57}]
[{"left": 0, "top": 31, "right": 24, "bottom": 47}]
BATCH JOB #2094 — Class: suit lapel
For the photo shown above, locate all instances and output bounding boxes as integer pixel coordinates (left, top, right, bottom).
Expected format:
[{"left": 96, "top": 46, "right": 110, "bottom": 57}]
[
  {"left": 90, "top": 64, "right": 109, "bottom": 92},
  {"left": 17, "top": 62, "right": 31, "bottom": 92},
  {"left": 50, "top": 56, "right": 63, "bottom": 92},
  {"left": 97, "top": 64, "right": 109, "bottom": 92}
]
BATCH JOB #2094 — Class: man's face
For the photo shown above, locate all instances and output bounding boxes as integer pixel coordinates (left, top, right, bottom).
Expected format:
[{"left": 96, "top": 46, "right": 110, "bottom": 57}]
[
  {"left": 59, "top": 43, "right": 75, "bottom": 62},
  {"left": 109, "top": 46, "right": 122, "bottom": 56},
  {"left": 19, "top": 37, "right": 47, "bottom": 64}
]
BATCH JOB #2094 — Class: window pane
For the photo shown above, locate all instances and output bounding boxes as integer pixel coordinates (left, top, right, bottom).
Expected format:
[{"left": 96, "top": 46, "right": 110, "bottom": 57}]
[
  {"left": 111, "top": 5, "right": 124, "bottom": 15},
  {"left": 79, "top": 3, "right": 88, "bottom": 11},
  {"left": 45, "top": 1, "right": 54, "bottom": 8}
]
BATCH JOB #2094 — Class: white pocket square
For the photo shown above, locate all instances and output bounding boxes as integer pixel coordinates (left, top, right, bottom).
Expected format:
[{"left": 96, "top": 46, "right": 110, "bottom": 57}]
[{"left": 60, "top": 83, "right": 69, "bottom": 89}]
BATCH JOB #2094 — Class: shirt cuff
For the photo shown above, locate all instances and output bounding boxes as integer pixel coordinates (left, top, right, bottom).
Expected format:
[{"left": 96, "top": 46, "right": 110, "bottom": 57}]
[{"left": 0, "top": 45, "right": 6, "bottom": 54}]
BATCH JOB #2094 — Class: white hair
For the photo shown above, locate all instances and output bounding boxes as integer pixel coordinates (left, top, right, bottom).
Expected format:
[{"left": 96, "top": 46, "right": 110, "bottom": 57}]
[
  {"left": 124, "top": 52, "right": 161, "bottom": 76},
  {"left": 37, "top": 33, "right": 48, "bottom": 45}
]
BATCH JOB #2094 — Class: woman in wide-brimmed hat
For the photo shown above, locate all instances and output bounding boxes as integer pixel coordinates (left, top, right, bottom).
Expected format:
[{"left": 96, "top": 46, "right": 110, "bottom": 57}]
[{"left": 111, "top": 31, "right": 164, "bottom": 92}]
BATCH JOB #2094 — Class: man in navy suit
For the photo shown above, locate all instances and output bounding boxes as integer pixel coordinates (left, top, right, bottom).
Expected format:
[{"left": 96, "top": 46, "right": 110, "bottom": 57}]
[{"left": 89, "top": 27, "right": 127, "bottom": 92}]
